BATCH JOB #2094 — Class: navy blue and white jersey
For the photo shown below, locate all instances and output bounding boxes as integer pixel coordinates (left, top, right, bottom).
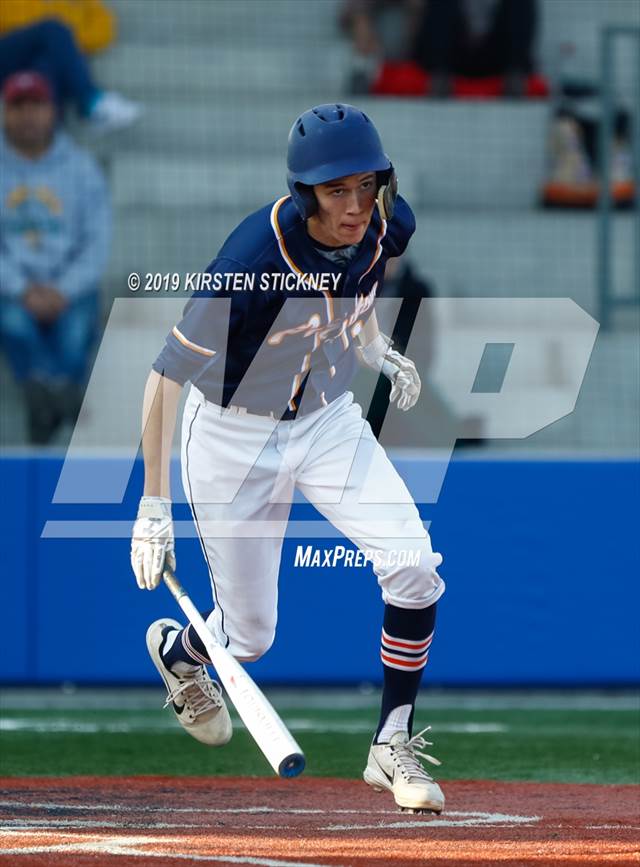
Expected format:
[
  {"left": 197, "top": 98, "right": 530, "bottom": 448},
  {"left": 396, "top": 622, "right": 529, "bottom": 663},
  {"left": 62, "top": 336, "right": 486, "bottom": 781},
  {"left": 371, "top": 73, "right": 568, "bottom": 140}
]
[{"left": 153, "top": 195, "right": 415, "bottom": 416}]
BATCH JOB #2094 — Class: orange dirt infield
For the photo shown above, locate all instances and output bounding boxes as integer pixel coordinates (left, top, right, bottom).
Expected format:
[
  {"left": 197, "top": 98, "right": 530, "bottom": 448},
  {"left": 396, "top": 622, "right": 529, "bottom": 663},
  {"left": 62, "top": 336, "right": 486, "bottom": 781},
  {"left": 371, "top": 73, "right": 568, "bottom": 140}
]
[{"left": 0, "top": 776, "right": 638, "bottom": 866}]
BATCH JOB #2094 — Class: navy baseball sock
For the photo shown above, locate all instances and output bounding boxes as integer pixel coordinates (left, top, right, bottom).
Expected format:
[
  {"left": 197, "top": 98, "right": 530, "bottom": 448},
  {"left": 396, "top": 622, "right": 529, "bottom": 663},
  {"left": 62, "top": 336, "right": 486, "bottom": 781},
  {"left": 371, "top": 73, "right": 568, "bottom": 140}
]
[
  {"left": 162, "top": 611, "right": 213, "bottom": 672},
  {"left": 375, "top": 602, "right": 437, "bottom": 743}
]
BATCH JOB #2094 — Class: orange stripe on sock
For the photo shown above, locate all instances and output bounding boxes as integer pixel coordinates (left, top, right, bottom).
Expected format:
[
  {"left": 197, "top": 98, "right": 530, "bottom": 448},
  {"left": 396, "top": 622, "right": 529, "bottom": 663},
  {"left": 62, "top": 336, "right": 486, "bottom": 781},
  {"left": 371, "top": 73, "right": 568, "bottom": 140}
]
[
  {"left": 381, "top": 629, "right": 433, "bottom": 651},
  {"left": 381, "top": 650, "right": 429, "bottom": 669}
]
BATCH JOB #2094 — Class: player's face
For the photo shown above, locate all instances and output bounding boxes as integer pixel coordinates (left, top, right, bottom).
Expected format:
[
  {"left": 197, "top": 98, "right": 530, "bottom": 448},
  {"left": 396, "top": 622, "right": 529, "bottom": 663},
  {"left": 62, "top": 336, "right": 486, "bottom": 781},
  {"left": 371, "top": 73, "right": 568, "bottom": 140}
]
[{"left": 308, "top": 172, "right": 377, "bottom": 246}]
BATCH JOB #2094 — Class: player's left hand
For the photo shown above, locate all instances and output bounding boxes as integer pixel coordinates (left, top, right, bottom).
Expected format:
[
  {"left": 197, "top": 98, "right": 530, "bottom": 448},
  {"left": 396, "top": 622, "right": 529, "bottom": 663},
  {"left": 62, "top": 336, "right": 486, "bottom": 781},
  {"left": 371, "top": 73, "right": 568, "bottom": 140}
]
[
  {"left": 385, "top": 349, "right": 421, "bottom": 411},
  {"left": 358, "top": 332, "right": 421, "bottom": 411}
]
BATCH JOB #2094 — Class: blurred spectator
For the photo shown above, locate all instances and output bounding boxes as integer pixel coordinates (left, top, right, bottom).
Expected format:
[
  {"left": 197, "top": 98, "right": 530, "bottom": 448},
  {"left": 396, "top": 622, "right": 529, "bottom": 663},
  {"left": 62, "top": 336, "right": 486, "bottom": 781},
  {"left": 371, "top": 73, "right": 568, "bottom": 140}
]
[
  {"left": 0, "top": 72, "right": 111, "bottom": 444},
  {"left": 366, "top": 257, "right": 483, "bottom": 447},
  {"left": 339, "top": 0, "right": 424, "bottom": 94},
  {"left": 541, "top": 106, "right": 635, "bottom": 209},
  {"left": 0, "top": 0, "right": 141, "bottom": 132},
  {"left": 415, "top": 0, "right": 538, "bottom": 98},
  {"left": 341, "top": 0, "right": 546, "bottom": 99}
]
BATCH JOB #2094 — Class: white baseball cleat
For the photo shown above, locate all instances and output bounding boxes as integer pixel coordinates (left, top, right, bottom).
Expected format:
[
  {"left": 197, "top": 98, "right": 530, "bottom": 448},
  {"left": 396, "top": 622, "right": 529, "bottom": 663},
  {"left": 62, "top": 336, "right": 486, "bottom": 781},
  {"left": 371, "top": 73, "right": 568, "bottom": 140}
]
[
  {"left": 363, "top": 727, "right": 445, "bottom": 813},
  {"left": 146, "top": 618, "right": 232, "bottom": 746}
]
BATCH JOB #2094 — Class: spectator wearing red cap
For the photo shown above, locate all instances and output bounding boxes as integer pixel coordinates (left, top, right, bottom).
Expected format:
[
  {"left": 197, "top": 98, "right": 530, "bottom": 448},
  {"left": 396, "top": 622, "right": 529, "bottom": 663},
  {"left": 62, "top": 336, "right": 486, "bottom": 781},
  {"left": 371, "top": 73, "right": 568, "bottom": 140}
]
[
  {"left": 2, "top": 69, "right": 53, "bottom": 104},
  {"left": 0, "top": 7, "right": 140, "bottom": 132},
  {"left": 0, "top": 71, "right": 111, "bottom": 443}
]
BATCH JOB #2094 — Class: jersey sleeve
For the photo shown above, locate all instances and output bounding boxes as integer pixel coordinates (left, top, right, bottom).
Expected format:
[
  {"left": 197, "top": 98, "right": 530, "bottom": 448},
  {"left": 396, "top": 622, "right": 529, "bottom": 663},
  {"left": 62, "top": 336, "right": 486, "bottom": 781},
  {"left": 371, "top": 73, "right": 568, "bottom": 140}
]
[
  {"left": 152, "top": 256, "right": 248, "bottom": 385},
  {"left": 383, "top": 195, "right": 416, "bottom": 258}
]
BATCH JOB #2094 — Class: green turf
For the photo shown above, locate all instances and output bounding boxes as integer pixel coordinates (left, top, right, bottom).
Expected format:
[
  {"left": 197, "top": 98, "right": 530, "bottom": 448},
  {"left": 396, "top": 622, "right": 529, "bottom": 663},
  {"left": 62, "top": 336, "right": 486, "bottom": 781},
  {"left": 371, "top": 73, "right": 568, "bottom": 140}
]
[{"left": 1, "top": 705, "right": 638, "bottom": 784}]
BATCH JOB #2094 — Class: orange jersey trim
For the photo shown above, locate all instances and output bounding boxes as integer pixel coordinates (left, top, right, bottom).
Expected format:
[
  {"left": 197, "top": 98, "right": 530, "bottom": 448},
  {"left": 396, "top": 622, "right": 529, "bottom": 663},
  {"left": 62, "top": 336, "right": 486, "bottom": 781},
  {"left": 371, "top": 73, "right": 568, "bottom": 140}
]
[
  {"left": 270, "top": 196, "right": 314, "bottom": 286},
  {"left": 172, "top": 326, "right": 216, "bottom": 358},
  {"left": 358, "top": 218, "right": 387, "bottom": 284}
]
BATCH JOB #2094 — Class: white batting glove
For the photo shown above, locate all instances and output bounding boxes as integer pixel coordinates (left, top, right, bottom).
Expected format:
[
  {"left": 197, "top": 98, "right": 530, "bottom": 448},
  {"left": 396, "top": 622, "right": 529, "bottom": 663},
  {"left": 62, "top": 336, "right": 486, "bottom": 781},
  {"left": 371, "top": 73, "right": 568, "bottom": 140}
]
[
  {"left": 359, "top": 333, "right": 421, "bottom": 412},
  {"left": 131, "top": 496, "right": 176, "bottom": 591}
]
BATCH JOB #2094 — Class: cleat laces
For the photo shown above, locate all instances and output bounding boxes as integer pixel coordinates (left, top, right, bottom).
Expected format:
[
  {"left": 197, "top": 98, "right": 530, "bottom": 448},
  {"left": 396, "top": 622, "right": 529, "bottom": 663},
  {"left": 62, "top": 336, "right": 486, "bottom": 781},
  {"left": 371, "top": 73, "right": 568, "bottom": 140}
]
[
  {"left": 391, "top": 726, "right": 442, "bottom": 784},
  {"left": 163, "top": 669, "right": 224, "bottom": 720}
]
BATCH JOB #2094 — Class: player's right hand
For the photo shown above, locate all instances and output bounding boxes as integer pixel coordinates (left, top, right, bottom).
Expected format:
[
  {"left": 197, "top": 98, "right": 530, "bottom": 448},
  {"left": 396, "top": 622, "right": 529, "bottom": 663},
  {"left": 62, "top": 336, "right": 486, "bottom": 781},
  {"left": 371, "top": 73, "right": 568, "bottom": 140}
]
[{"left": 131, "top": 496, "right": 176, "bottom": 590}]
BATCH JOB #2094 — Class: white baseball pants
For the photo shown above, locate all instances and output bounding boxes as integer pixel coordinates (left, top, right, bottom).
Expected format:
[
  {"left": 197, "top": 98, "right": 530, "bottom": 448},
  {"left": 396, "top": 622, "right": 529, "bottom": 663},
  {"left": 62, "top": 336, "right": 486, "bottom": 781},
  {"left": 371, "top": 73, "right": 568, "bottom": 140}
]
[{"left": 181, "top": 386, "right": 444, "bottom": 662}]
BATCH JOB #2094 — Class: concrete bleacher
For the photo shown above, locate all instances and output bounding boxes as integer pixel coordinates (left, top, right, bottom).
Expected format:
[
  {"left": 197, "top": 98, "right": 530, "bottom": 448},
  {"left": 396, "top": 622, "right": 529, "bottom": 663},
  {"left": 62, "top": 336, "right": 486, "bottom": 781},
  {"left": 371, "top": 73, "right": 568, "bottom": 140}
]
[
  {"left": 94, "top": 0, "right": 638, "bottom": 314},
  {"left": 109, "top": 101, "right": 550, "bottom": 207},
  {"left": 105, "top": 0, "right": 340, "bottom": 44},
  {"left": 1, "top": 0, "right": 638, "bottom": 449},
  {"left": 101, "top": 0, "right": 639, "bottom": 98},
  {"left": 110, "top": 207, "right": 636, "bottom": 321},
  {"left": 105, "top": 88, "right": 633, "bottom": 319}
]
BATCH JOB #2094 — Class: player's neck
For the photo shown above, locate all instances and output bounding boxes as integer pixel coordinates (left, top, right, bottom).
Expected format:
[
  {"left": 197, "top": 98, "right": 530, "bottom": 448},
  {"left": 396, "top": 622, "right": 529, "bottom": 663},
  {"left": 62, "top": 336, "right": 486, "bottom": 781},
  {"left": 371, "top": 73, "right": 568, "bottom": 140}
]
[
  {"left": 307, "top": 216, "right": 362, "bottom": 249},
  {"left": 311, "top": 237, "right": 353, "bottom": 252}
]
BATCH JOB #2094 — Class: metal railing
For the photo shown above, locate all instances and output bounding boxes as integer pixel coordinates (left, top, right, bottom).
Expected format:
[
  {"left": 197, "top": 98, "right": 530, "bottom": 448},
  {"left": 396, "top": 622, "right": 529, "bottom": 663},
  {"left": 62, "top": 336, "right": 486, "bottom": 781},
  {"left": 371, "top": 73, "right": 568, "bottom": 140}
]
[{"left": 598, "top": 25, "right": 640, "bottom": 329}]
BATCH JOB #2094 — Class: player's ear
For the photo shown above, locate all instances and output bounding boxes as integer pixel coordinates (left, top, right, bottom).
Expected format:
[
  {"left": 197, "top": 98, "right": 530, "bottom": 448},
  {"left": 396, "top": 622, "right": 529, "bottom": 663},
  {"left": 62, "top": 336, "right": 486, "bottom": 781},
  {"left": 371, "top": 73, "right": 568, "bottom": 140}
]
[{"left": 377, "top": 169, "right": 398, "bottom": 221}]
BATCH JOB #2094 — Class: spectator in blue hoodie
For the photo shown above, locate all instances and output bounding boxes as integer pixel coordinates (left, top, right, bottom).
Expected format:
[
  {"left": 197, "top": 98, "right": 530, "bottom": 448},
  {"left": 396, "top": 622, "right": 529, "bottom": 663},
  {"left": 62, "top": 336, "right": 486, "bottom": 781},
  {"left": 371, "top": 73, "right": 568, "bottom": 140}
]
[{"left": 0, "top": 70, "right": 111, "bottom": 444}]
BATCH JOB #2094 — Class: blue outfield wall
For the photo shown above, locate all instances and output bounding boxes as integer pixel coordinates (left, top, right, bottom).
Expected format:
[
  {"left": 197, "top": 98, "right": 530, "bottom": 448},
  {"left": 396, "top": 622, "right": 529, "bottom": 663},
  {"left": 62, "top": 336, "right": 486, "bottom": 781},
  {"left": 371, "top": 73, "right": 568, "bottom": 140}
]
[{"left": 2, "top": 455, "right": 638, "bottom": 686}]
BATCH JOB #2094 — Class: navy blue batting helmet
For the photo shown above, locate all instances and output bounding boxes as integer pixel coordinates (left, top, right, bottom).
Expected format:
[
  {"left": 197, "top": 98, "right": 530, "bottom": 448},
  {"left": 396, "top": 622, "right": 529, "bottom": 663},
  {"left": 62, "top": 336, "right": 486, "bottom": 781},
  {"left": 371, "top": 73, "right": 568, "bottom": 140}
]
[{"left": 287, "top": 103, "right": 395, "bottom": 220}]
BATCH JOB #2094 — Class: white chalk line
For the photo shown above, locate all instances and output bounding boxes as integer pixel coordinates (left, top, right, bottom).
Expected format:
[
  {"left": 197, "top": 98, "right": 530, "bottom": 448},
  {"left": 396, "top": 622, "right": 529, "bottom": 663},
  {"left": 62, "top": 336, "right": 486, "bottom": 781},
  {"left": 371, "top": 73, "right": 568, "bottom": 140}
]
[
  {"left": 320, "top": 811, "right": 541, "bottom": 831},
  {"left": 0, "top": 806, "right": 541, "bottom": 833},
  {"left": 0, "top": 717, "right": 507, "bottom": 735},
  {"left": 0, "top": 813, "right": 544, "bottom": 862},
  {"left": 2, "top": 820, "right": 208, "bottom": 830},
  {"left": 0, "top": 801, "right": 531, "bottom": 824},
  {"left": 0, "top": 800, "right": 391, "bottom": 815},
  {"left": 0, "top": 832, "right": 337, "bottom": 866}
]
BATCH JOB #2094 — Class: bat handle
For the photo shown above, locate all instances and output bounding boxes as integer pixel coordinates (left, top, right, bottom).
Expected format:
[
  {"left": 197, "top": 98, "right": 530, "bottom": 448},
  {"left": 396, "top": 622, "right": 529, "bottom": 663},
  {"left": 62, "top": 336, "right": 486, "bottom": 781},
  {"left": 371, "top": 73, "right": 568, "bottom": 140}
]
[
  {"left": 163, "top": 566, "right": 185, "bottom": 600},
  {"left": 163, "top": 567, "right": 210, "bottom": 641}
]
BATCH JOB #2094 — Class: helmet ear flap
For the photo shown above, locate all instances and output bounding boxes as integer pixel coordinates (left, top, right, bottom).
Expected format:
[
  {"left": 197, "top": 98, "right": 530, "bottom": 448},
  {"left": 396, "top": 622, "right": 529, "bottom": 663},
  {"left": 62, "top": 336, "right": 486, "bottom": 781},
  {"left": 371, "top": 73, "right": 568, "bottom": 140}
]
[
  {"left": 376, "top": 168, "right": 398, "bottom": 221},
  {"left": 298, "top": 183, "right": 318, "bottom": 219},
  {"left": 288, "top": 180, "right": 318, "bottom": 219}
]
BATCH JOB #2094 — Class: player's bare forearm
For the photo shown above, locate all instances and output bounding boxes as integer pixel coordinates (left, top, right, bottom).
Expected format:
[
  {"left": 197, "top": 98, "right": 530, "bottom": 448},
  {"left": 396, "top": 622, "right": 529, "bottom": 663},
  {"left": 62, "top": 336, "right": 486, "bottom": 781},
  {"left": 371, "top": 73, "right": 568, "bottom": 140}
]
[{"left": 141, "top": 370, "right": 182, "bottom": 498}]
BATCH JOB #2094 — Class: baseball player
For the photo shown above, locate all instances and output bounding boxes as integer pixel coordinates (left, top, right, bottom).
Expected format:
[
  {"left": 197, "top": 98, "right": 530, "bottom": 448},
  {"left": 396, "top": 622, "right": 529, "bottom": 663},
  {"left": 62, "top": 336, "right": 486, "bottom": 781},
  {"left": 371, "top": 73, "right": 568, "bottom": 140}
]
[{"left": 131, "top": 104, "right": 445, "bottom": 813}]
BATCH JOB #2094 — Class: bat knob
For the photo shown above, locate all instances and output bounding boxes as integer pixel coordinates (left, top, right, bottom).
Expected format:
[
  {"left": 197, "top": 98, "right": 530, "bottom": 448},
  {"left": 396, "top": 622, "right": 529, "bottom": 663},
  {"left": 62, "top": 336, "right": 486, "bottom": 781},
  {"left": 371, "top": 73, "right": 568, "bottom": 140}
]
[{"left": 278, "top": 752, "right": 306, "bottom": 778}]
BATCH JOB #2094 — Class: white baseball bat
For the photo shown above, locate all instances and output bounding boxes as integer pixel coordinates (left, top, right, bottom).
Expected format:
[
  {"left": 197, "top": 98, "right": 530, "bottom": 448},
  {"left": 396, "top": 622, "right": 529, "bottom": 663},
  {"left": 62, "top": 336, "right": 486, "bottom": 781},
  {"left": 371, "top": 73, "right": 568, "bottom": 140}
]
[{"left": 163, "top": 567, "right": 305, "bottom": 778}]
